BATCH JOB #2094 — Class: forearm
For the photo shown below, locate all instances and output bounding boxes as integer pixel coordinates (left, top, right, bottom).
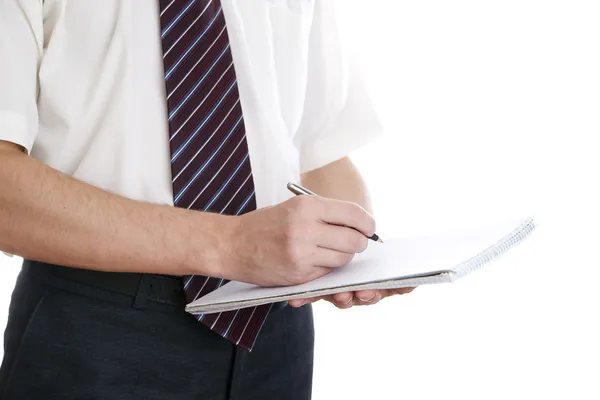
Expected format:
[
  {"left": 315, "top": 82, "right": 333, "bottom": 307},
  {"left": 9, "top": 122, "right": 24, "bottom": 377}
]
[
  {"left": 0, "top": 143, "right": 228, "bottom": 276},
  {"left": 301, "top": 157, "right": 373, "bottom": 213}
]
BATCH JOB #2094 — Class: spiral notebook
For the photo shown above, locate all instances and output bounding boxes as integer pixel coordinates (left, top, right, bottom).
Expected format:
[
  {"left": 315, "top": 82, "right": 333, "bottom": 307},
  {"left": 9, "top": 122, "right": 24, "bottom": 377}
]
[{"left": 186, "top": 217, "right": 536, "bottom": 314}]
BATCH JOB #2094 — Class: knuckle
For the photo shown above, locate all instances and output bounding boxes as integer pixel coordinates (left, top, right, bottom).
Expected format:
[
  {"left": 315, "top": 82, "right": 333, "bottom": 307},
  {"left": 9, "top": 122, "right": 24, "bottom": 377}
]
[
  {"left": 292, "top": 195, "right": 315, "bottom": 214},
  {"left": 286, "top": 197, "right": 319, "bottom": 229},
  {"left": 284, "top": 240, "right": 302, "bottom": 263}
]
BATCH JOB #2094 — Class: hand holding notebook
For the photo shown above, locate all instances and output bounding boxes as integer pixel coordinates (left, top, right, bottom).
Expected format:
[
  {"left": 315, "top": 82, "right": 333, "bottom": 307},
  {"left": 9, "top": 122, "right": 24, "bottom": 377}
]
[{"left": 186, "top": 186, "right": 536, "bottom": 314}]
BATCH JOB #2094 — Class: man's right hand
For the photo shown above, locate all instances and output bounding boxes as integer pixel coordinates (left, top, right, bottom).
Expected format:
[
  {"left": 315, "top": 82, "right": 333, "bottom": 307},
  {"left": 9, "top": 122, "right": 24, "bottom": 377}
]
[{"left": 220, "top": 195, "right": 376, "bottom": 287}]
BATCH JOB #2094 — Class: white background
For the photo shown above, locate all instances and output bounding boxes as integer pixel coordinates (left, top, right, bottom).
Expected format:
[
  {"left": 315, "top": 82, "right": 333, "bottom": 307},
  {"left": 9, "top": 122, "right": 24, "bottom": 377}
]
[{"left": 2, "top": 0, "right": 599, "bottom": 399}]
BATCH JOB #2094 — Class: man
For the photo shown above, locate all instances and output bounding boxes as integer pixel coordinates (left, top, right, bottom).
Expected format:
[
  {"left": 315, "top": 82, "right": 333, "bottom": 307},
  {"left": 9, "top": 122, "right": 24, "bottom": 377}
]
[{"left": 0, "top": 0, "right": 412, "bottom": 398}]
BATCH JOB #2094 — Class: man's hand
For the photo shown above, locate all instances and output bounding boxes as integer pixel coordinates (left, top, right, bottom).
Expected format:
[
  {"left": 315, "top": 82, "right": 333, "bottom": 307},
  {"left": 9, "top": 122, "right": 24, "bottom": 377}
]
[
  {"left": 288, "top": 287, "right": 416, "bottom": 308},
  {"left": 220, "top": 195, "right": 375, "bottom": 287}
]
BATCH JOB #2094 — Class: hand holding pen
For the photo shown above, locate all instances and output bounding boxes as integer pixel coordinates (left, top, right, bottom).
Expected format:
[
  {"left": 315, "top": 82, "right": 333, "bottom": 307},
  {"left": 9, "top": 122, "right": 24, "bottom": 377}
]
[
  {"left": 284, "top": 182, "right": 409, "bottom": 310},
  {"left": 287, "top": 182, "right": 383, "bottom": 243},
  {"left": 226, "top": 183, "right": 380, "bottom": 287}
]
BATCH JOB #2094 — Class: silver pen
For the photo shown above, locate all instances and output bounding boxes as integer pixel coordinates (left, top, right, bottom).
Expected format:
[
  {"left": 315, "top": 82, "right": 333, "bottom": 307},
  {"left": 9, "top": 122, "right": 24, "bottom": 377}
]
[{"left": 287, "top": 182, "right": 383, "bottom": 243}]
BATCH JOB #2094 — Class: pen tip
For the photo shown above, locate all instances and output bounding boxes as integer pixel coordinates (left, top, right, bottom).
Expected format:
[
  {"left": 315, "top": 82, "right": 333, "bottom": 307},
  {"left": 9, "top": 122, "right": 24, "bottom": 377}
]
[{"left": 377, "top": 238, "right": 384, "bottom": 243}]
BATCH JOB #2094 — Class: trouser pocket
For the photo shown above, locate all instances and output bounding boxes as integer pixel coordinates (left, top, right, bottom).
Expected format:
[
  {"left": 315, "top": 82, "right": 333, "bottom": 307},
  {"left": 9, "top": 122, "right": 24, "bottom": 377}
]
[
  {"left": 0, "top": 286, "right": 51, "bottom": 398},
  {"left": 1, "top": 288, "right": 140, "bottom": 400}
]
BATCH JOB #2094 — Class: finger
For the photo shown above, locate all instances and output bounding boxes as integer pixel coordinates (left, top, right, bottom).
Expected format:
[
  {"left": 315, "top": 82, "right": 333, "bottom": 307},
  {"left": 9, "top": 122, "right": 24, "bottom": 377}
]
[
  {"left": 288, "top": 296, "right": 324, "bottom": 308},
  {"left": 355, "top": 290, "right": 379, "bottom": 304},
  {"left": 288, "top": 299, "right": 305, "bottom": 307},
  {"left": 313, "top": 248, "right": 355, "bottom": 268},
  {"left": 331, "top": 292, "right": 354, "bottom": 309},
  {"left": 319, "top": 199, "right": 376, "bottom": 238},
  {"left": 315, "top": 224, "right": 369, "bottom": 254},
  {"left": 382, "top": 287, "right": 417, "bottom": 297}
]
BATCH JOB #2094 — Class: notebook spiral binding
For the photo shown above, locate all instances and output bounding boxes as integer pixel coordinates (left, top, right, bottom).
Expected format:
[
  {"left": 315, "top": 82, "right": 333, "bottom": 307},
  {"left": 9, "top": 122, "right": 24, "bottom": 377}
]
[{"left": 452, "top": 217, "right": 537, "bottom": 279}]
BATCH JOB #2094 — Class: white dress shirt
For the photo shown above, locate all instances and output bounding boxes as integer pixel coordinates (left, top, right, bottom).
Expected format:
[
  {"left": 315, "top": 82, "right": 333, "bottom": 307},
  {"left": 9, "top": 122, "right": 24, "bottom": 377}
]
[{"left": 0, "top": 0, "right": 382, "bottom": 210}]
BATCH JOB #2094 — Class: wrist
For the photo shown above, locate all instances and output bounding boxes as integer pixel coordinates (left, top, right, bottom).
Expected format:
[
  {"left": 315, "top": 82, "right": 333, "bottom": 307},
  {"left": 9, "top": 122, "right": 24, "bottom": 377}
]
[{"left": 182, "top": 211, "right": 241, "bottom": 280}]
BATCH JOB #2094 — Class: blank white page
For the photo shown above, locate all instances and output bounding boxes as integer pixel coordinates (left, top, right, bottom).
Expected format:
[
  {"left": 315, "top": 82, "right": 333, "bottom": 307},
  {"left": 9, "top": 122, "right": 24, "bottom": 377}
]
[{"left": 188, "top": 218, "right": 532, "bottom": 309}]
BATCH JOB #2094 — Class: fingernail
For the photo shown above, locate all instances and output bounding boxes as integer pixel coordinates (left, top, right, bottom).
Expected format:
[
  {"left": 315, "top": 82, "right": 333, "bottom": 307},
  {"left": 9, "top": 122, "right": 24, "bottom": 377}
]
[
  {"left": 358, "top": 294, "right": 376, "bottom": 303},
  {"left": 336, "top": 296, "right": 353, "bottom": 306}
]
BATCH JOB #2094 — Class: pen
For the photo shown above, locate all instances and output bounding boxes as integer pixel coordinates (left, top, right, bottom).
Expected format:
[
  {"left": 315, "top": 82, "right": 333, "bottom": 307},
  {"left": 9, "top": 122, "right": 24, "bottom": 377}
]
[{"left": 286, "top": 182, "right": 384, "bottom": 243}]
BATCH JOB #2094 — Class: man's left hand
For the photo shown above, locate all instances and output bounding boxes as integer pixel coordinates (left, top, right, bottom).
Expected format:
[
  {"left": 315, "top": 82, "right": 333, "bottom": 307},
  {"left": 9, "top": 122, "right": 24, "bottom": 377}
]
[{"left": 288, "top": 287, "right": 416, "bottom": 309}]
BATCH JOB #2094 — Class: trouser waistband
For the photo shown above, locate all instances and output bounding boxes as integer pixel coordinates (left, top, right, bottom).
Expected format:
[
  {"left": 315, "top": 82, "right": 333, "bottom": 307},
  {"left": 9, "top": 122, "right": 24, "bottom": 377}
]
[{"left": 21, "top": 260, "right": 186, "bottom": 311}]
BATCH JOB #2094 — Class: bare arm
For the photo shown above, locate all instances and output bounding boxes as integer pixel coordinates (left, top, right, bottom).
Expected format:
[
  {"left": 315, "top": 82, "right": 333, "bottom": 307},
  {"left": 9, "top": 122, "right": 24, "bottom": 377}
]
[
  {"left": 0, "top": 142, "right": 375, "bottom": 287},
  {"left": 0, "top": 141, "right": 227, "bottom": 276},
  {"left": 301, "top": 156, "right": 373, "bottom": 213}
]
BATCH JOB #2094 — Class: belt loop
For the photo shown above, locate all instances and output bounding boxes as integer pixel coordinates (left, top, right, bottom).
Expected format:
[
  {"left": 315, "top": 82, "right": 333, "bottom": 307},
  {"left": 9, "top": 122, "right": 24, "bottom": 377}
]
[{"left": 132, "top": 275, "right": 150, "bottom": 310}]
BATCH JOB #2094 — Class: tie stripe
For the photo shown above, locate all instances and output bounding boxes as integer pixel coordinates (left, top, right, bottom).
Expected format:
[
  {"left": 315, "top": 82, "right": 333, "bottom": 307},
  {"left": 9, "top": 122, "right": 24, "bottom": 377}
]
[
  {"left": 165, "top": 7, "right": 224, "bottom": 81},
  {"left": 169, "top": 75, "right": 237, "bottom": 166},
  {"left": 163, "top": 2, "right": 213, "bottom": 58},
  {"left": 161, "top": 0, "right": 196, "bottom": 38},
  {"left": 168, "top": 42, "right": 231, "bottom": 121},
  {"left": 159, "top": 0, "right": 271, "bottom": 351},
  {"left": 160, "top": 0, "right": 177, "bottom": 17},
  {"left": 166, "top": 29, "right": 229, "bottom": 102},
  {"left": 173, "top": 114, "right": 242, "bottom": 203}
]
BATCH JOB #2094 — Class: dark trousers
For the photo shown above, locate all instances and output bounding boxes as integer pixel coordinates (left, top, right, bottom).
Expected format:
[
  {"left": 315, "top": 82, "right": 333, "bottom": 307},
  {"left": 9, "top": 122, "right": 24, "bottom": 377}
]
[{"left": 0, "top": 260, "right": 314, "bottom": 399}]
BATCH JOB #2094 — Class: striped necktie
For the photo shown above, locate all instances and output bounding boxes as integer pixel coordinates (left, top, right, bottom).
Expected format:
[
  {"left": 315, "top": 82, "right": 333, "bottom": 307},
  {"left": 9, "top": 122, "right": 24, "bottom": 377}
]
[{"left": 159, "top": 0, "right": 272, "bottom": 351}]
